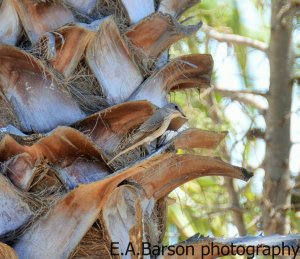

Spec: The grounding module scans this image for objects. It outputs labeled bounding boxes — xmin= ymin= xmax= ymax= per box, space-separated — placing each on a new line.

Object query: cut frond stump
xmin=11 ymin=0 xmax=74 ymax=43
xmin=172 ymin=128 xmax=227 ymax=150
xmin=0 ymin=0 xmax=21 ymax=46
xmin=0 ymin=174 xmax=33 ymax=238
xmin=126 ymin=153 xmax=253 ymax=199
xmin=0 ymin=45 xmax=85 ymax=133
xmin=86 ymin=16 xmax=144 ymax=105
xmin=0 ymin=126 xmax=111 ymax=190
xmin=73 ymin=100 xmax=157 ymax=155
xmin=129 ymin=54 xmax=213 ymax=106
xmin=125 ymin=12 xmax=202 ymax=71
xmin=158 ymin=0 xmax=200 ymax=18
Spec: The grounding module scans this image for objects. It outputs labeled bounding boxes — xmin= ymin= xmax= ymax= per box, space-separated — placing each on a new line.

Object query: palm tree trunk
xmin=0 ymin=0 xmax=279 ymax=258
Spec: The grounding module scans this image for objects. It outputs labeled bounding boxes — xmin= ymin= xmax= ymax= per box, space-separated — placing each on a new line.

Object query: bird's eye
xmin=175 ymin=105 xmax=178 ymax=109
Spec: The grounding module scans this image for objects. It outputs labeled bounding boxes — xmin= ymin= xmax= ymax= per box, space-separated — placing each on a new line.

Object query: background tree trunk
xmin=263 ymin=0 xmax=293 ymax=235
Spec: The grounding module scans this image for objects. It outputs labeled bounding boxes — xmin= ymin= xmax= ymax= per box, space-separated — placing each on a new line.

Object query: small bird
xmin=108 ymin=103 xmax=186 ymax=165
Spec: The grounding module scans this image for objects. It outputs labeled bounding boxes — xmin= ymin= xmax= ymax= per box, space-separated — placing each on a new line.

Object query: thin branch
xmin=224 ymin=178 xmax=247 ymax=235
xmin=206 ymin=95 xmax=248 ymax=237
xmin=276 ymin=0 xmax=300 ymax=24
xmin=202 ymin=24 xmax=269 ymax=52
xmin=213 ymin=87 xmax=269 ymax=97
xmin=246 ymin=215 xmax=261 ymax=229
xmin=206 ymin=205 xmax=245 ymax=216
xmin=212 ymin=87 xmax=268 ymax=112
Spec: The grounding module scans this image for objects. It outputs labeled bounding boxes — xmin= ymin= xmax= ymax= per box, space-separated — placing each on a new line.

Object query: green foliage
xmin=166 ymin=0 xmax=300 ymax=242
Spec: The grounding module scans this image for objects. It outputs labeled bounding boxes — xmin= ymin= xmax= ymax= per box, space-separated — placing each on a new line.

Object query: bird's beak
xmin=180 ymin=111 xmax=186 ymax=118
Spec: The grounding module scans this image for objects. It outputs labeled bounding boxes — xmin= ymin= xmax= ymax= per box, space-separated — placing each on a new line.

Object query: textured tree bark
xmin=262 ymin=0 xmax=293 ymax=235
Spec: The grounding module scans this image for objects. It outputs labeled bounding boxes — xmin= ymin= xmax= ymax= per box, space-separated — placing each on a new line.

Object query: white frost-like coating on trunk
xmin=14 ymin=205 xmax=99 ymax=259
xmin=121 ymin=0 xmax=155 ymax=24
xmin=0 ymin=175 xmax=33 ymax=237
xmin=0 ymin=0 xmax=21 ymax=45
xmin=0 ymin=45 xmax=86 ymax=133
xmin=14 ymin=184 xmax=103 ymax=259
xmin=129 ymin=76 xmax=168 ymax=107
xmin=5 ymin=82 xmax=86 ymax=133
xmin=11 ymin=0 xmax=74 ymax=43
xmin=103 ymin=186 xmax=155 ymax=259
xmin=86 ymin=16 xmax=143 ymax=106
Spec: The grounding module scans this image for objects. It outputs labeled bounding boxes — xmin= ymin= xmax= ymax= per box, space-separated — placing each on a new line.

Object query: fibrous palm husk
xmin=11 ymin=0 xmax=74 ymax=43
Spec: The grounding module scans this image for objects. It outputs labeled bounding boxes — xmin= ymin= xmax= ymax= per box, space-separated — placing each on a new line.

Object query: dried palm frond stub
xmin=0 ymin=0 xmax=21 ymax=46
xmin=12 ymin=148 xmax=252 ymax=259
xmin=34 ymin=25 xmax=107 ymax=114
xmin=73 ymin=100 xmax=157 ymax=155
xmin=0 ymin=174 xmax=33 ymax=238
xmin=33 ymin=127 xmax=111 ymax=189
xmin=2 ymin=102 xmax=155 ymax=188
xmin=35 ymin=17 xmax=209 ymax=108
xmin=171 ymin=128 xmax=227 ymax=150
xmin=11 ymin=0 xmax=74 ymax=43
xmin=36 ymin=20 xmax=102 ymax=77
xmin=13 ymin=176 xmax=121 ymax=259
xmin=102 ymin=185 xmax=158 ymax=259
xmin=1 ymin=153 xmax=37 ymax=191
xmin=146 ymin=128 xmax=227 ymax=163
xmin=125 ymin=12 xmax=202 ymax=69
xmin=55 ymin=157 xmax=111 ymax=190
xmin=158 ymin=0 xmax=200 ymax=18
xmin=76 ymin=152 xmax=252 ymax=258
xmin=86 ymin=16 xmax=144 ymax=105
xmin=0 ymin=45 xmax=86 ymax=133
xmin=0 ymin=126 xmax=111 ymax=190
xmin=127 ymin=153 xmax=253 ymax=199
xmin=35 ymin=17 xmax=144 ymax=106
xmin=35 ymin=15 xmax=145 ymax=105
xmin=129 ymin=54 xmax=213 ymax=107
